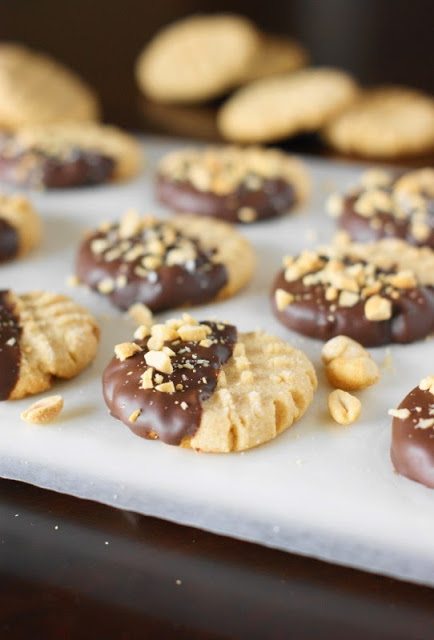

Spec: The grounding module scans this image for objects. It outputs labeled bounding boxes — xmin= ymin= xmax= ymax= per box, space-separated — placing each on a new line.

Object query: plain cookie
xmin=218 ymin=67 xmax=359 ymax=143
xmin=136 ymin=14 xmax=259 ymax=103
xmin=0 ymin=122 xmax=142 ymax=188
xmin=76 ymin=210 xmax=255 ymax=311
xmin=328 ymin=167 xmax=434 ymax=248
xmin=156 ymin=145 xmax=310 ymax=223
xmin=103 ymin=315 xmax=317 ymax=452
xmin=239 ymin=34 xmax=308 ymax=83
xmin=323 ymin=87 xmax=434 ymax=158
xmin=0 ymin=193 xmax=41 ymax=262
xmin=0 ymin=290 xmax=99 ymax=400
xmin=0 ymin=43 xmax=99 ymax=130
xmin=271 ymin=238 xmax=434 ymax=346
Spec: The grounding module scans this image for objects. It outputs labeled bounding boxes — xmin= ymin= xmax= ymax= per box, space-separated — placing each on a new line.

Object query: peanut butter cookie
xmin=218 ymin=68 xmax=359 ymax=143
xmin=0 ymin=43 xmax=99 ymax=130
xmin=0 ymin=193 xmax=41 ymax=262
xmin=103 ymin=315 xmax=317 ymax=452
xmin=0 ymin=290 xmax=99 ymax=400
xmin=272 ymin=239 xmax=434 ymax=346
xmin=136 ymin=14 xmax=259 ymax=103
xmin=390 ymin=376 xmax=434 ymax=488
xmin=328 ymin=167 xmax=434 ymax=249
xmin=0 ymin=122 xmax=142 ymax=188
xmin=324 ymin=87 xmax=434 ymax=158
xmin=156 ymin=145 xmax=310 ymax=223
xmin=76 ymin=211 xmax=255 ymax=311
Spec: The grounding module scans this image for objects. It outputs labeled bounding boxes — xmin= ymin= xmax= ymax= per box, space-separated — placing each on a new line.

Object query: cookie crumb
xmin=21 ymin=395 xmax=64 ymax=424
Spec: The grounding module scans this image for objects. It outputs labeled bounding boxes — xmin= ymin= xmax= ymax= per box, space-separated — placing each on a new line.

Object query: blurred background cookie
xmin=0 ymin=122 xmax=142 ymax=188
xmin=218 ymin=68 xmax=359 ymax=143
xmin=0 ymin=43 xmax=99 ymax=130
xmin=156 ymin=146 xmax=309 ymax=223
xmin=76 ymin=211 xmax=255 ymax=311
xmin=0 ymin=193 xmax=41 ymax=262
xmin=0 ymin=290 xmax=99 ymax=400
xmin=239 ymin=33 xmax=308 ymax=83
xmin=135 ymin=14 xmax=260 ymax=103
xmin=323 ymin=87 xmax=434 ymax=158
xmin=328 ymin=168 xmax=434 ymax=248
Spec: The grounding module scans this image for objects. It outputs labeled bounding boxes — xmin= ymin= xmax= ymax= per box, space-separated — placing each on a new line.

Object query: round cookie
xmin=271 ymin=239 xmax=434 ymax=347
xmin=323 ymin=87 xmax=434 ymax=158
xmin=390 ymin=376 xmax=434 ymax=489
xmin=103 ymin=315 xmax=317 ymax=452
xmin=156 ymin=146 xmax=310 ymax=223
xmin=329 ymin=168 xmax=434 ymax=248
xmin=0 ymin=122 xmax=142 ymax=188
xmin=218 ymin=68 xmax=359 ymax=143
xmin=135 ymin=14 xmax=259 ymax=103
xmin=0 ymin=290 xmax=99 ymax=400
xmin=0 ymin=193 xmax=41 ymax=262
xmin=76 ymin=210 xmax=255 ymax=311
xmin=239 ymin=34 xmax=308 ymax=84
xmin=0 ymin=43 xmax=99 ymax=131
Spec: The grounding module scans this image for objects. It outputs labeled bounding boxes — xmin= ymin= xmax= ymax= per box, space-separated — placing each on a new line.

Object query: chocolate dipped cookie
xmin=76 ymin=210 xmax=255 ymax=311
xmin=156 ymin=146 xmax=309 ymax=223
xmin=0 ymin=290 xmax=99 ymax=400
xmin=328 ymin=168 xmax=434 ymax=248
xmin=0 ymin=123 xmax=142 ymax=189
xmin=390 ymin=376 xmax=434 ymax=489
xmin=103 ymin=314 xmax=317 ymax=452
xmin=0 ymin=193 xmax=41 ymax=262
xmin=271 ymin=238 xmax=434 ymax=347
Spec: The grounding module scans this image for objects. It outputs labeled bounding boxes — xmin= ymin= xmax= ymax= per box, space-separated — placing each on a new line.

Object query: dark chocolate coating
xmin=156 ymin=174 xmax=296 ymax=223
xmin=76 ymin=225 xmax=228 ymax=312
xmin=271 ymin=265 xmax=434 ymax=347
xmin=0 ymin=218 xmax=19 ymax=262
xmin=0 ymin=137 xmax=115 ymax=189
xmin=391 ymin=385 xmax=434 ymax=489
xmin=339 ymin=193 xmax=434 ymax=248
xmin=103 ymin=322 xmax=237 ymax=445
xmin=0 ymin=290 xmax=21 ymax=400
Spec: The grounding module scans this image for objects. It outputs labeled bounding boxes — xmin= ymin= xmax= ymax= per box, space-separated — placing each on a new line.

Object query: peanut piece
xmin=21 ymin=395 xmax=64 ymax=425
xmin=328 ymin=389 xmax=361 ymax=425
xmin=322 ymin=335 xmax=380 ymax=391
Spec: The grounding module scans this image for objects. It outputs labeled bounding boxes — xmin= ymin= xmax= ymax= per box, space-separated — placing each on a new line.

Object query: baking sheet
xmin=0 ymin=136 xmax=433 ymax=587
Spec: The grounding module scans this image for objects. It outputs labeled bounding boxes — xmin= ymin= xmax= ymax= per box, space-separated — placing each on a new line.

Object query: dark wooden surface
xmin=1 ymin=478 xmax=434 ymax=640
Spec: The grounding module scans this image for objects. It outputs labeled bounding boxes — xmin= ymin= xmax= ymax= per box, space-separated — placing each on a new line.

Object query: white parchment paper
xmin=0 ymin=137 xmax=433 ymax=587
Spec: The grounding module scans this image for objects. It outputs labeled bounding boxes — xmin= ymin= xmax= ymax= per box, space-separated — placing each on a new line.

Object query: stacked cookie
xmin=135 ymin=13 xmax=434 ymax=160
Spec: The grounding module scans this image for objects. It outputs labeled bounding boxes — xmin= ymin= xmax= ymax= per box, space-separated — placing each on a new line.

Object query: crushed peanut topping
xmin=388 ymin=408 xmax=411 ymax=420
xmin=114 ymin=342 xmax=142 ymax=361
xmin=419 ymin=375 xmax=434 ymax=395
xmin=89 ymin=211 xmax=220 ymax=289
xmin=278 ymin=239 xmax=434 ymax=321
xmin=158 ymin=146 xmax=304 ymax=196
xmin=330 ymin=168 xmax=434 ymax=243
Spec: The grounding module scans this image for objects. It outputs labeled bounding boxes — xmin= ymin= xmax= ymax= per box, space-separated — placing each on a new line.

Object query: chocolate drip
xmin=0 ymin=219 xmax=19 ymax=262
xmin=103 ymin=322 xmax=237 ymax=445
xmin=0 ymin=290 xmax=21 ymax=400
xmin=76 ymin=224 xmax=228 ymax=312
xmin=272 ymin=263 xmax=434 ymax=347
xmin=156 ymin=175 xmax=296 ymax=223
xmin=339 ymin=193 xmax=434 ymax=249
xmin=391 ymin=386 xmax=434 ymax=488
xmin=0 ymin=136 xmax=114 ymax=188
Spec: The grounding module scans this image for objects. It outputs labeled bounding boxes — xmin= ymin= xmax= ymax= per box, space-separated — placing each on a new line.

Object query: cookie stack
xmin=135 ymin=13 xmax=434 ymax=160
